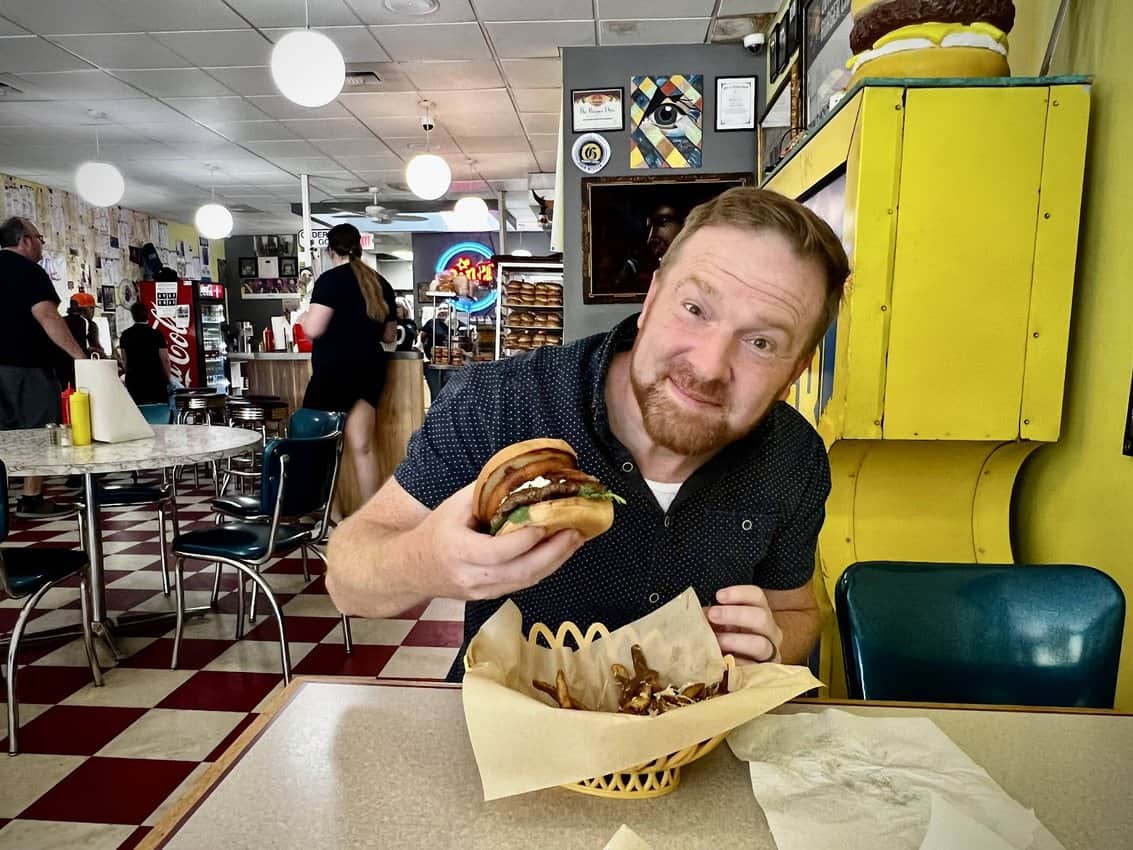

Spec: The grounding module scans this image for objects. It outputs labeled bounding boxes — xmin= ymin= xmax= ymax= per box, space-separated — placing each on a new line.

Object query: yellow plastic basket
xmin=467 ymin=619 xmax=736 ymax=799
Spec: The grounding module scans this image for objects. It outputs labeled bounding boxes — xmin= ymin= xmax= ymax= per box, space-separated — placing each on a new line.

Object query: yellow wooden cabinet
xmin=763 ymin=78 xmax=1091 ymax=695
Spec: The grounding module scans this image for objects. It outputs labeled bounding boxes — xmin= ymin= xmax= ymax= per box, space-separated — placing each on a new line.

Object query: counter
xmin=235 ymin=351 xmax=425 ymax=516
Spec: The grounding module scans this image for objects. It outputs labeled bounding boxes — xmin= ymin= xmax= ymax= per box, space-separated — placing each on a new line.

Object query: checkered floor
xmin=0 ymin=473 xmax=464 ymax=849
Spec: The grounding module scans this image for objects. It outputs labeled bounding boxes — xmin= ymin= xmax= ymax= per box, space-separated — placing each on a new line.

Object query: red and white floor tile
xmin=0 ymin=475 xmax=463 ymax=849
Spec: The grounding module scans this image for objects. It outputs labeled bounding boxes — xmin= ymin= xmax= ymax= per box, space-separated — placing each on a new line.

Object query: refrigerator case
xmin=137 ymin=279 xmax=229 ymax=392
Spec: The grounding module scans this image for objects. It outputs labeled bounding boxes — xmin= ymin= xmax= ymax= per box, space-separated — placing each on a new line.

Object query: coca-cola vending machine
xmin=137 ymin=279 xmax=229 ymax=392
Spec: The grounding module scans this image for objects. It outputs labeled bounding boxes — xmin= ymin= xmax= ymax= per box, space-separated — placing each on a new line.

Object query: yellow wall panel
xmin=882 ymin=88 xmax=1049 ymax=440
xmin=764 ymin=92 xmax=861 ymax=200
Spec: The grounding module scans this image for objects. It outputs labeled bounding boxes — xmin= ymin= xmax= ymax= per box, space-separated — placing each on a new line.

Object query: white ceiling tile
xmin=312 ymin=138 xmax=391 ymax=157
xmin=486 ymin=22 xmax=594 ymax=58
xmin=225 ymin=0 xmax=359 ymax=27
xmin=273 ymin=156 xmax=343 ymax=172
xmin=0 ymin=100 xmax=97 ymax=126
xmin=475 ymin=0 xmax=593 ymax=21
xmin=347 ymin=0 xmax=475 ymax=25
xmin=0 ymin=36 xmax=97 ymax=73
xmin=528 ymin=133 xmax=557 ymax=148
xmin=600 ymin=19 xmax=711 ymax=45
xmin=379 ymin=133 xmax=459 ymax=156
xmin=423 ymin=88 xmax=512 ymax=115
xmin=244 ymin=139 xmax=325 ymax=158
xmin=371 ymin=24 xmax=490 ymax=62
xmin=0 ymin=19 xmax=28 ymax=35
xmin=205 ymin=67 xmax=277 ymax=97
xmin=131 ymin=122 xmax=225 ymax=143
xmin=0 ymin=124 xmax=132 ymax=145
xmin=453 ymin=135 xmax=532 ymax=155
xmin=471 ymin=152 xmax=538 ymax=179
xmin=719 ymin=0 xmax=781 ymax=13
xmin=7 ymin=70 xmax=142 ymax=99
xmin=336 ymin=90 xmax=422 ymax=117
xmin=500 ymin=58 xmax=561 ymax=89
xmin=0 ymin=0 xmax=249 ymax=34
xmin=153 ymin=30 xmax=274 ymax=69
xmin=282 ymin=117 xmax=374 ymax=139
xmin=246 ymin=95 xmax=349 ymax=120
xmin=342 ymin=62 xmax=417 ymax=90
xmin=116 ymin=69 xmax=234 ymax=98
xmin=166 ymin=96 xmax=269 ymax=122
xmin=204 ymin=120 xmax=298 ymax=141
xmin=333 ymin=153 xmax=403 ymax=169
xmin=600 ymin=0 xmax=715 ymax=18
xmin=262 ymin=27 xmax=390 ymax=63
xmin=519 ymin=112 xmax=559 ymax=134
xmin=535 ymin=152 xmax=557 ymax=172
xmin=400 ymin=61 xmax=502 ymax=90
xmin=446 ymin=110 xmax=523 ymax=137
xmin=513 ymin=88 xmax=561 ymax=113
xmin=50 ymin=34 xmax=191 ymax=70
xmin=361 ymin=115 xmax=434 ymax=137
xmin=75 ymin=98 xmax=184 ymax=123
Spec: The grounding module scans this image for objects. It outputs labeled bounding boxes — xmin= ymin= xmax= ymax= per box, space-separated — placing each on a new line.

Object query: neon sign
xmin=435 ymin=241 xmax=497 ymax=313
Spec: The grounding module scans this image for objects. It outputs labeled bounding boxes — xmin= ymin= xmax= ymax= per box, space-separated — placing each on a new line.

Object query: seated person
xmin=327 ymin=188 xmax=849 ymax=680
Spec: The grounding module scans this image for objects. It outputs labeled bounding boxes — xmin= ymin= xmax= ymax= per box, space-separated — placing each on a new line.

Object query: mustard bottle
xmin=70 ymin=387 xmax=92 ymax=446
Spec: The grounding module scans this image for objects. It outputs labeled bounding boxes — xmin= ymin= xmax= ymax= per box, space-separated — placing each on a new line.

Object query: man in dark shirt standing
xmin=0 ymin=217 xmax=86 ymax=518
xmin=326 ymin=189 xmax=850 ymax=677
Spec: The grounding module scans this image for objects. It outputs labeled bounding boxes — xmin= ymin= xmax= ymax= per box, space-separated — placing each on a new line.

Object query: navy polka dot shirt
xmin=395 ymin=314 xmax=831 ymax=680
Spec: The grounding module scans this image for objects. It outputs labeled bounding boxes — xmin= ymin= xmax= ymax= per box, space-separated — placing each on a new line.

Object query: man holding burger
xmin=327 ymin=187 xmax=849 ymax=680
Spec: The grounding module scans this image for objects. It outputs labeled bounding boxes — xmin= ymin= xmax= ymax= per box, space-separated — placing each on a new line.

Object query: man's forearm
xmin=41 ymin=313 xmax=85 ymax=360
xmin=326 ymin=514 xmax=431 ymax=619
xmin=775 ymin=608 xmax=821 ymax=666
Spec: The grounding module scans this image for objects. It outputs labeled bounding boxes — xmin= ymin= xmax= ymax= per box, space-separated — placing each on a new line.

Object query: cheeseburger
xmin=473 ymin=439 xmax=624 ymax=539
xmin=848 ymin=0 xmax=1015 ymax=86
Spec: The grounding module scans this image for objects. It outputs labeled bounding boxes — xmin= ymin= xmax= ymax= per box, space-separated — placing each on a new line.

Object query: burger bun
xmin=495 ymin=496 xmax=614 ymax=541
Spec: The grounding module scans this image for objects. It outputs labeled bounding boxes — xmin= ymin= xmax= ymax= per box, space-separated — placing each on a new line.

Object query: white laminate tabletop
xmin=0 ymin=425 xmax=262 ymax=476
xmin=144 ymin=679 xmax=1133 ymax=850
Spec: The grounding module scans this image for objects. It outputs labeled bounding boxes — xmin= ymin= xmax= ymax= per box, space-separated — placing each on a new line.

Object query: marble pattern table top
xmin=0 ymin=425 xmax=262 ymax=476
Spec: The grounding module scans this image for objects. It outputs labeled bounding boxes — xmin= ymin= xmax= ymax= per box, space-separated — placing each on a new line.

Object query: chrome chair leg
xmin=210 ymin=513 xmax=224 ymax=606
xmin=6 ymin=582 xmax=53 ymax=756
xmin=308 ymin=545 xmax=352 ymax=653
xmin=300 ymin=545 xmax=310 ymax=582
xmin=234 ymin=576 xmax=246 ymax=640
xmin=240 ymin=566 xmax=292 ymax=684
xmin=249 ymin=570 xmax=260 ymax=623
xmin=156 ymin=505 xmax=171 ymax=596
xmin=171 ymin=557 xmax=186 ymax=670
xmin=78 ymin=573 xmax=103 ymax=687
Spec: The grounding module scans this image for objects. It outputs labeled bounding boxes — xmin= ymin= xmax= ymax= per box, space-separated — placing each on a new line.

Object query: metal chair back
xmin=836 ymin=561 xmax=1126 ymax=708
xmin=259 ymin=432 xmax=343 ymax=529
xmin=0 ymin=458 xmax=8 ymax=543
xmin=288 ymin=409 xmax=346 ymax=439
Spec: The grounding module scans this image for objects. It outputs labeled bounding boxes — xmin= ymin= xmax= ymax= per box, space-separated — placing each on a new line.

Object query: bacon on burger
xmin=473 ymin=439 xmax=624 ymax=539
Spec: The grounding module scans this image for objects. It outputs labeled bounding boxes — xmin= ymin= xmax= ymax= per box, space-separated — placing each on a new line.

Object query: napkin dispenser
xmin=74 ymin=360 xmax=154 ymax=443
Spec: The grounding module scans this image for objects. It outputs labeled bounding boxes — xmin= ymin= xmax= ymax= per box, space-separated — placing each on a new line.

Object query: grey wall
xmin=223 ymin=235 xmax=280 ymax=339
xmin=561 ymin=44 xmax=762 ymax=342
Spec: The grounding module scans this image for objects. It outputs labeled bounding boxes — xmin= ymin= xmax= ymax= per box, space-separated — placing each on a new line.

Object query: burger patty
xmin=490 ymin=474 xmax=606 ymax=531
xmin=850 ymin=0 xmax=1016 ymax=53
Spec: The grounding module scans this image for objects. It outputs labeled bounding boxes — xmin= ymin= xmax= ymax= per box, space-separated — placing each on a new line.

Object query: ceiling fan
xmin=328 ymin=188 xmax=428 ymax=224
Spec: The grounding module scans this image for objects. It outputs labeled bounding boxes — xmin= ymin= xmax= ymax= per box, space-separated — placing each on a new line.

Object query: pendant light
xmin=270 ymin=0 xmax=345 ymax=108
xmin=453 ymin=196 xmax=490 ymax=228
xmin=405 ymin=102 xmax=451 ymax=201
xmin=195 ymin=167 xmax=234 ymax=240
xmin=75 ymin=119 xmax=125 ymax=208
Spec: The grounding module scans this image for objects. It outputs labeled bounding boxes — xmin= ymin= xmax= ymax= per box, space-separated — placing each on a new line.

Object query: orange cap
xmin=73 ymin=292 xmax=97 ymax=308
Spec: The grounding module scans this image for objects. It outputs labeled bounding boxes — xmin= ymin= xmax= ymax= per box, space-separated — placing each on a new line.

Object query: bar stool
xmin=173 ymin=389 xmax=226 ymax=491
xmin=222 ymin=396 xmax=288 ymax=494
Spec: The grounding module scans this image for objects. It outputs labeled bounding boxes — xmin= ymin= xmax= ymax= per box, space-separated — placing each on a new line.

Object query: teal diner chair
xmin=836 ymin=562 xmax=1125 ymax=708
xmin=1 ymin=459 xmax=102 ymax=755
xmin=169 ymin=430 xmax=344 ymax=682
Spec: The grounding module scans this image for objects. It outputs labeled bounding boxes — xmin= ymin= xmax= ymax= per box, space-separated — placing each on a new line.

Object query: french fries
xmin=532 ymin=645 xmax=729 ymax=715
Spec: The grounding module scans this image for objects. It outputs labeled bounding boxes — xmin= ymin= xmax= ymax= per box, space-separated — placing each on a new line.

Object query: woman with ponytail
xmin=295 ymin=223 xmax=398 ymax=503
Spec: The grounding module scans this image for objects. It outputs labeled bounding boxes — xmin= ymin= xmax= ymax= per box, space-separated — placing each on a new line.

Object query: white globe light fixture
xmin=406 ymin=153 xmax=451 ymax=201
xmin=513 ymin=249 xmax=533 ymax=257
xmin=453 ymin=196 xmax=490 ymax=228
xmin=75 ymin=161 xmax=125 ymax=208
xmin=195 ymin=202 xmax=234 ymax=240
xmin=271 ymin=29 xmax=345 ymax=108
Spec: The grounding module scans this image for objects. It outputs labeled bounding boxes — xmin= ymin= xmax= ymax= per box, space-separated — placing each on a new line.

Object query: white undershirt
xmin=643 ymin=477 xmax=683 ymax=513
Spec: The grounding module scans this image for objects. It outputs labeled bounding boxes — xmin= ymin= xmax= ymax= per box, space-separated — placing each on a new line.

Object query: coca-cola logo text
xmin=149 ymin=305 xmax=193 ymax=386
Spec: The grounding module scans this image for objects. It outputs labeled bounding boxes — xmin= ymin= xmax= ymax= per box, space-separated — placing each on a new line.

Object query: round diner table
xmin=0 ymin=425 xmax=261 ymax=653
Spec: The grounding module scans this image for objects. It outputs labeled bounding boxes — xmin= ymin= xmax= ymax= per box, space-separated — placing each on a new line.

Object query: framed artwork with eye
xmin=629 ymin=74 xmax=704 ymax=169
xmin=580 ymin=172 xmax=753 ymax=304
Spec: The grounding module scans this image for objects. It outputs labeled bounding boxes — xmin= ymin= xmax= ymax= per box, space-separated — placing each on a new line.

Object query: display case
xmin=494 ymin=256 xmax=565 ymax=359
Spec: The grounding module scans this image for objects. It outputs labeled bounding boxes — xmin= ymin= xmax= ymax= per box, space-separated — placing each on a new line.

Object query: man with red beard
xmin=328 ymin=188 xmax=850 ymax=681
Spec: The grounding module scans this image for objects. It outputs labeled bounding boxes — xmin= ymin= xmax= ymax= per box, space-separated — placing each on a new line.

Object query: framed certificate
xmin=715 ymin=76 xmax=757 ymax=131
xmin=571 ymin=88 xmax=624 ymax=133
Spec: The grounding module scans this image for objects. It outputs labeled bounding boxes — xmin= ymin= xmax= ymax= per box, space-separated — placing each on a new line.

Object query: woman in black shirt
xmin=296 ymin=224 xmax=397 ymax=503
xmin=119 ymin=301 xmax=171 ymax=404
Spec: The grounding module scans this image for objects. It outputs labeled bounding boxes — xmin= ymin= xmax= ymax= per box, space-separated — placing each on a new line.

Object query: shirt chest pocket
xmin=700 ymin=510 xmax=779 ymax=580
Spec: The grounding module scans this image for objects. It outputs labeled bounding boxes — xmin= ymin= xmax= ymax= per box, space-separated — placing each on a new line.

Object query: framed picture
xmin=571 ymin=88 xmax=624 ymax=133
xmin=786 ymin=0 xmax=800 ymax=60
xmin=240 ymin=278 xmax=300 ymax=299
xmin=629 ymin=74 xmax=704 ymax=169
xmin=581 ymin=172 xmax=753 ymax=304
xmin=279 ymin=256 xmax=298 ymax=277
xmin=769 ymin=22 xmax=782 ymax=79
xmin=99 ymin=284 xmax=116 ymax=312
xmin=238 ymin=257 xmax=257 ymax=278
xmin=715 ymin=76 xmax=757 ymax=131
xmin=803 ymin=0 xmax=854 ymax=129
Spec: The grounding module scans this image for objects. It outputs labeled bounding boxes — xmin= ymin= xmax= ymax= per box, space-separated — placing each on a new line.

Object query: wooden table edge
xmin=136 ymin=678 xmax=1130 ymax=849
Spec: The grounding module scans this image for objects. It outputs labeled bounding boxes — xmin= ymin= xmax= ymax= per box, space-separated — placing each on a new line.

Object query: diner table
xmin=140 ymin=677 xmax=1133 ymax=850
xmin=0 ymin=425 xmax=262 ymax=653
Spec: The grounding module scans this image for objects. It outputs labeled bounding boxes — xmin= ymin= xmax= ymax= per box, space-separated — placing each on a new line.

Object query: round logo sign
xmin=571 ymin=133 xmax=611 ymax=175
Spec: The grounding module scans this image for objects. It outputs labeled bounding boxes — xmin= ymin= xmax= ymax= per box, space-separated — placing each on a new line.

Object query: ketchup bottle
xmin=60 ymin=383 xmax=74 ymax=425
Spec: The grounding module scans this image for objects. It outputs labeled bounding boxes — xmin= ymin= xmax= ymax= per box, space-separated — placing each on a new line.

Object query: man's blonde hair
xmin=660 ymin=186 xmax=850 ymax=353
